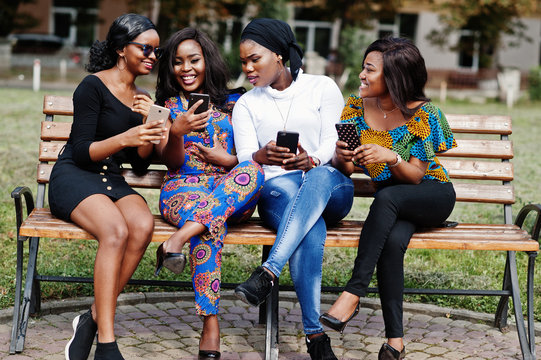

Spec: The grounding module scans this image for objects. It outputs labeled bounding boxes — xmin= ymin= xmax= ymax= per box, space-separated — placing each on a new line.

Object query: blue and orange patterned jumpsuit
xmin=159 ymin=92 xmax=264 ymax=315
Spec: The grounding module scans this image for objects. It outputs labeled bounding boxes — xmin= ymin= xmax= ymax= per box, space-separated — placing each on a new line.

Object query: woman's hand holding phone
xmin=170 ymin=100 xmax=210 ymax=138
xmin=253 ymin=140 xmax=296 ymax=166
xmin=281 ymin=143 xmax=313 ymax=171
xmin=334 ymin=139 xmax=356 ymax=164
xmin=119 ymin=119 xmax=167 ymax=147
xmin=132 ymin=94 xmax=154 ymax=120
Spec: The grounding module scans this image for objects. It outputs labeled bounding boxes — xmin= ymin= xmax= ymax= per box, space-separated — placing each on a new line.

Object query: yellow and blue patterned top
xmin=164 ymin=92 xmax=242 ymax=178
xmin=340 ymin=95 xmax=457 ymax=183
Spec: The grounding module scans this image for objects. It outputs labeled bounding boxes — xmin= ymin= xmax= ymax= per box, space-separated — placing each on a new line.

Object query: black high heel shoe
xmin=154 ymin=243 xmax=186 ymax=276
xmin=378 ymin=343 xmax=405 ymax=360
xmin=198 ymin=350 xmax=221 ymax=359
xmin=319 ymin=302 xmax=361 ymax=333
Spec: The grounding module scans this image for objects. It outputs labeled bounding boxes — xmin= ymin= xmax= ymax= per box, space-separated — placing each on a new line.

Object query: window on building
xmin=457 ymin=30 xmax=479 ymax=70
xmin=292 ymin=20 xmax=334 ymax=58
xmin=378 ymin=14 xmax=418 ymax=40
xmin=52 ymin=0 xmax=97 ymax=47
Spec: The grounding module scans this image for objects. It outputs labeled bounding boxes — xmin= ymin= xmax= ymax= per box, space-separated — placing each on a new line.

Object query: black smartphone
xmin=276 ymin=131 xmax=299 ymax=155
xmin=439 ymin=220 xmax=459 ymax=228
xmin=335 ymin=122 xmax=361 ymax=151
xmin=188 ymin=93 xmax=210 ymax=115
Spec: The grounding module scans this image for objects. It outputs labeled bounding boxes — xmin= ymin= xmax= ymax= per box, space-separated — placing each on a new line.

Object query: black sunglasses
xmin=128 ymin=41 xmax=163 ymax=59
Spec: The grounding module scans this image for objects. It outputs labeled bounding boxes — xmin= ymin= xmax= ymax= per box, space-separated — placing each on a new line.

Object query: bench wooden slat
xmin=439 ymin=159 xmax=513 ymax=181
xmin=445 ymin=114 xmax=512 ymax=135
xmin=37 ymin=163 xmax=515 ymax=203
xmin=350 ymin=177 xmax=514 ymax=203
xmin=43 ymin=95 xmax=73 ymax=116
xmin=37 ymin=164 xmax=168 ymax=188
xmin=40 ymin=112 xmax=513 ymax=136
xmin=440 ymin=139 xmax=513 ymax=159
xmin=452 ymin=183 xmax=514 ymax=204
xmin=38 ymin=145 xmax=514 ymax=182
xmin=38 ymin=137 xmax=515 ymax=161
xmin=19 ymin=208 xmax=538 ymax=252
xmin=41 ymin=121 xmax=71 ymax=141
xmin=39 ymin=142 xmax=64 ymax=161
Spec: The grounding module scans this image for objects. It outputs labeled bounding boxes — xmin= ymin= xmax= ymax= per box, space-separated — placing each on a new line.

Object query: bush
xmin=527 ymin=66 xmax=541 ymax=100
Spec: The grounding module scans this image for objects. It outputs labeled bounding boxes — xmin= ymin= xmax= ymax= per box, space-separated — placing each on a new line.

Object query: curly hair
xmin=156 ymin=28 xmax=241 ymax=109
xmin=363 ymin=37 xmax=430 ymax=118
xmin=85 ymin=13 xmax=156 ymax=73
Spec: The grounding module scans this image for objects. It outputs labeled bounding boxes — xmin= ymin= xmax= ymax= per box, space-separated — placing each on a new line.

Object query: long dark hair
xmin=156 ymin=28 xmax=238 ymax=109
xmin=85 ymin=13 xmax=157 ymax=73
xmin=363 ymin=37 xmax=430 ymax=117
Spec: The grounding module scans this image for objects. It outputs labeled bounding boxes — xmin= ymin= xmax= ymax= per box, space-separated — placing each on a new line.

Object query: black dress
xmin=48 ymin=75 xmax=151 ymax=221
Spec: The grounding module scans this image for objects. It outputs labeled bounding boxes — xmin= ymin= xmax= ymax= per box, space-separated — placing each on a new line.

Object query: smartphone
xmin=147 ymin=104 xmax=170 ymax=144
xmin=188 ymin=93 xmax=210 ymax=115
xmin=276 ymin=131 xmax=299 ymax=155
xmin=439 ymin=220 xmax=459 ymax=228
xmin=335 ymin=122 xmax=361 ymax=151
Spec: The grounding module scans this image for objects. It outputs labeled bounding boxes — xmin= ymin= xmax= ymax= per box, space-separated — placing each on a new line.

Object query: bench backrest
xmin=39 ymin=95 xmax=515 ymax=223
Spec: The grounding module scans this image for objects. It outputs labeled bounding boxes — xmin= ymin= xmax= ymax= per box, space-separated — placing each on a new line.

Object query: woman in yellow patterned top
xmin=319 ymin=38 xmax=457 ymax=360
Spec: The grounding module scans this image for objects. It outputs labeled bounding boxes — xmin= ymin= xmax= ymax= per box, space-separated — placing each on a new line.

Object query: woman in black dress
xmin=48 ymin=14 xmax=165 ymax=360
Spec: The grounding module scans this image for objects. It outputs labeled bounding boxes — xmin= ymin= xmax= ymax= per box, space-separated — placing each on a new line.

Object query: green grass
xmin=0 ymin=87 xmax=540 ymax=323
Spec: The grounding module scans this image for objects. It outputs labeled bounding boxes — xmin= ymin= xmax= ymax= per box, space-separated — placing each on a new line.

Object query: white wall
xmin=414 ymin=11 xmax=459 ymax=70
xmin=497 ymin=17 xmax=541 ymax=71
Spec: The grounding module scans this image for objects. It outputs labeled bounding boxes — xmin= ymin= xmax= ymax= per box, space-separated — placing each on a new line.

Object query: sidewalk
xmin=1 ymin=291 xmax=540 ymax=359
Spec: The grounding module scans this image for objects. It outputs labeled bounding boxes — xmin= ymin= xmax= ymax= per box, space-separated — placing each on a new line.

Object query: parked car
xmin=8 ymin=33 xmax=64 ymax=54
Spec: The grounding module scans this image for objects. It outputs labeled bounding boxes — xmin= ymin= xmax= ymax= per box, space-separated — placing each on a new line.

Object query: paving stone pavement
xmin=1 ymin=291 xmax=540 ymax=359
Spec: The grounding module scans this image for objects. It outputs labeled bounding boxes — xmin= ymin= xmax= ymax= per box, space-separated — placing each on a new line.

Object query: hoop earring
xmin=116 ymin=55 xmax=127 ymax=71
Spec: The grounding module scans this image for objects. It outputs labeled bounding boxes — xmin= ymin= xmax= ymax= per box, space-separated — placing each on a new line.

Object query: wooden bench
xmin=10 ymin=95 xmax=541 ymax=359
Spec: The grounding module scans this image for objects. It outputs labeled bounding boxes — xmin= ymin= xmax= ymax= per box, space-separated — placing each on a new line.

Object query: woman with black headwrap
xmin=231 ymin=18 xmax=354 ymax=360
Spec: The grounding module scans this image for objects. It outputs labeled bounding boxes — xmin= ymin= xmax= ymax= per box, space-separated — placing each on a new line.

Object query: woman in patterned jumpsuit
xmin=154 ymin=28 xmax=264 ymax=359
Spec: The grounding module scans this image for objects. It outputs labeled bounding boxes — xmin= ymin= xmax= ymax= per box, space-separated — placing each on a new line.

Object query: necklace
xmin=273 ymin=96 xmax=294 ymax=131
xmin=377 ymin=99 xmax=399 ymax=119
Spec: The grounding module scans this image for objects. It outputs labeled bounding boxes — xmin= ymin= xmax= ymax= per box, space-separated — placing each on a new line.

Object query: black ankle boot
xmin=234 ymin=266 xmax=275 ymax=306
xmin=94 ymin=341 xmax=124 ymax=360
xmin=378 ymin=343 xmax=406 ymax=360
xmin=306 ymin=333 xmax=338 ymax=360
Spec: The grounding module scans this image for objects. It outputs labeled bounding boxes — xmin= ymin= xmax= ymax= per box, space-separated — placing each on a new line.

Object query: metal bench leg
xmin=259 ymin=245 xmax=271 ymax=326
xmin=9 ymin=238 xmax=25 ymax=354
xmin=526 ymin=251 xmax=537 ymax=358
xmin=258 ymin=244 xmax=279 ymax=359
xmin=265 ymin=278 xmax=279 ymax=360
xmin=494 ymin=253 xmax=510 ymax=330
xmin=507 ymin=251 xmax=535 ymax=360
xmin=14 ymin=236 xmax=40 ymax=353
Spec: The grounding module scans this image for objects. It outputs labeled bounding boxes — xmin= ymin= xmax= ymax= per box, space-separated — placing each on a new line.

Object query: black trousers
xmin=344 ymin=180 xmax=456 ymax=338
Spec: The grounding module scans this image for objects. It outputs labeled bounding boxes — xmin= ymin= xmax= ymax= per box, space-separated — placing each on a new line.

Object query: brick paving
xmin=1 ymin=291 xmax=540 ymax=359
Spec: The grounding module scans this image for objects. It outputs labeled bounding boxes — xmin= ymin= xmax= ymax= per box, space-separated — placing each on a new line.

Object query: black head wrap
xmin=241 ymin=18 xmax=304 ymax=81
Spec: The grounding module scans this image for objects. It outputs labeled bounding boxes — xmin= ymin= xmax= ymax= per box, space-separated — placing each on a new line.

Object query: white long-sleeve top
xmin=232 ymin=70 xmax=344 ymax=181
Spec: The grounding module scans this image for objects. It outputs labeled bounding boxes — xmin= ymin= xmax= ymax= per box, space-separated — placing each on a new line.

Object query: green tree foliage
xmin=427 ymin=0 xmax=538 ymax=68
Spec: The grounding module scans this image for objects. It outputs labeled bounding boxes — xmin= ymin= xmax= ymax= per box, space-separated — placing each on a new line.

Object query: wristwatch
xmin=388 ymin=151 xmax=402 ymax=168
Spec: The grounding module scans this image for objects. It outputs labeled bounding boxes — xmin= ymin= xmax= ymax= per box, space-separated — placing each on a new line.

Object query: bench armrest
xmin=11 ymin=186 xmax=35 ymax=242
xmin=515 ymin=203 xmax=541 ymax=242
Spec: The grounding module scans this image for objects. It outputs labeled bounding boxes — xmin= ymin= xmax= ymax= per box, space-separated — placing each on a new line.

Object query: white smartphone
xmin=147 ymin=104 xmax=170 ymax=144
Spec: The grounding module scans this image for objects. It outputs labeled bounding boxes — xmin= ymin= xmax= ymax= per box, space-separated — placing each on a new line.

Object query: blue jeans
xmin=258 ymin=166 xmax=354 ymax=334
